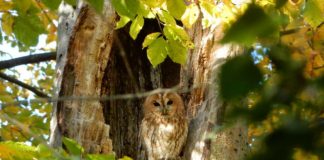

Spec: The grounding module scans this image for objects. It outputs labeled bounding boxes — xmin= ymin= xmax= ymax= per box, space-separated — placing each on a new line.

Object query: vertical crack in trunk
xmin=51 ymin=1 xmax=116 ymax=154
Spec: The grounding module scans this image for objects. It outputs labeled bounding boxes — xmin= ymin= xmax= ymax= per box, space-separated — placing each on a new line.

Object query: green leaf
xmin=13 ymin=14 xmax=47 ymax=47
xmin=147 ymin=37 xmax=168 ymax=67
xmin=13 ymin=0 xmax=31 ymax=13
xmin=62 ymin=137 xmax=83 ymax=156
xmin=115 ymin=16 xmax=131 ymax=29
xmin=303 ymin=0 xmax=324 ymax=28
xmin=167 ymin=39 xmax=187 ymax=64
xmin=111 ymin=0 xmax=139 ymax=19
xmin=65 ymin=0 xmax=77 ymax=6
xmin=220 ymin=54 xmax=262 ymax=100
xmin=181 ymin=3 xmax=200 ymax=28
xmin=141 ymin=0 xmax=165 ymax=8
xmin=143 ymin=32 xmax=161 ymax=48
xmin=37 ymin=144 xmax=53 ymax=158
xmin=157 ymin=10 xmax=176 ymax=25
xmin=138 ymin=2 xmax=155 ymax=18
xmin=221 ymin=4 xmax=278 ymax=45
xmin=163 ymin=25 xmax=193 ymax=48
xmin=86 ymin=154 xmax=115 ymax=160
xmin=41 ymin=0 xmax=61 ymax=10
xmin=200 ymin=0 xmax=219 ymax=28
xmin=167 ymin=0 xmax=186 ymax=20
xmin=87 ymin=0 xmax=104 ymax=13
xmin=130 ymin=15 xmax=144 ymax=40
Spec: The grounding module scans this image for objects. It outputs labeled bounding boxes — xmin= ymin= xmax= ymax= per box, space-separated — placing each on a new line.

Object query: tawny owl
xmin=140 ymin=92 xmax=188 ymax=160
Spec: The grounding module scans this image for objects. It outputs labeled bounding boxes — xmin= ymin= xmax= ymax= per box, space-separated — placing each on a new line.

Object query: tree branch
xmin=0 ymin=52 xmax=56 ymax=70
xmin=0 ymin=72 xmax=50 ymax=98
xmin=280 ymin=27 xmax=303 ymax=36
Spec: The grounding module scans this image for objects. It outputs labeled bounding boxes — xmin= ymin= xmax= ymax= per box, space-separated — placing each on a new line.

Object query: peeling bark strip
xmin=50 ymin=1 xmax=116 ymax=154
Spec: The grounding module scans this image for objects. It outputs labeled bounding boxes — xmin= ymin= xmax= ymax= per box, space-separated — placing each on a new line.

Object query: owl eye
xmin=167 ymin=100 xmax=173 ymax=105
xmin=153 ymin=102 xmax=160 ymax=107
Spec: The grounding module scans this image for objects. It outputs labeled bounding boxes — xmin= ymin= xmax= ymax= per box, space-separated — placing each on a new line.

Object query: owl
xmin=140 ymin=92 xmax=188 ymax=160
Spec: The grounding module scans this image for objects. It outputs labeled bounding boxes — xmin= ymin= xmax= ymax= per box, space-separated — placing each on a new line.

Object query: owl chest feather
xmin=141 ymin=115 xmax=188 ymax=160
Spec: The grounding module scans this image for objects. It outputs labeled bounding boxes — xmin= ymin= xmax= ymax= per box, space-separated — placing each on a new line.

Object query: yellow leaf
xmin=141 ymin=0 xmax=165 ymax=8
xmin=119 ymin=156 xmax=133 ymax=160
xmin=0 ymin=0 xmax=13 ymax=11
xmin=181 ymin=3 xmax=200 ymax=28
xmin=293 ymin=149 xmax=319 ymax=160
xmin=1 ymin=12 xmax=14 ymax=36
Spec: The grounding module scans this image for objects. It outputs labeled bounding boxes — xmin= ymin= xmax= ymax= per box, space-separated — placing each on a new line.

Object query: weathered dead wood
xmin=50 ymin=1 xmax=116 ymax=153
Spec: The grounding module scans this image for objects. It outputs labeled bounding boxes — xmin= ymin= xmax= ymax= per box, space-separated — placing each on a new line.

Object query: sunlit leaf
xmin=87 ymin=0 xmax=104 ymax=13
xmin=142 ymin=32 xmax=161 ymax=48
xmin=119 ymin=156 xmax=133 ymax=160
xmin=221 ymin=4 xmax=278 ymax=45
xmin=163 ymin=25 xmax=193 ymax=48
xmin=167 ymin=0 xmax=186 ymax=20
xmin=37 ymin=144 xmax=53 ymax=158
xmin=138 ymin=3 xmax=155 ymax=18
xmin=147 ymin=37 xmax=168 ymax=67
xmin=0 ymin=141 xmax=37 ymax=160
xmin=181 ymin=3 xmax=200 ymax=28
xmin=41 ymin=0 xmax=61 ymax=10
xmin=0 ymin=0 xmax=13 ymax=11
xmin=129 ymin=15 xmax=144 ymax=40
xmin=303 ymin=0 xmax=324 ymax=28
xmin=200 ymin=0 xmax=219 ymax=28
xmin=163 ymin=25 xmax=190 ymax=42
xmin=115 ymin=16 xmax=131 ymax=29
xmin=140 ymin=0 xmax=165 ymax=8
xmin=1 ymin=12 xmax=14 ymax=36
xmin=111 ymin=0 xmax=139 ymax=19
xmin=220 ymin=54 xmax=262 ymax=100
xmin=13 ymin=0 xmax=31 ymax=13
xmin=86 ymin=154 xmax=115 ymax=160
xmin=62 ymin=137 xmax=83 ymax=156
xmin=157 ymin=10 xmax=176 ymax=25
xmin=167 ymin=39 xmax=187 ymax=65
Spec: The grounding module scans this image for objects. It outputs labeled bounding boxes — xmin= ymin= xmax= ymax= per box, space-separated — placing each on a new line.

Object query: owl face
xmin=143 ymin=92 xmax=184 ymax=117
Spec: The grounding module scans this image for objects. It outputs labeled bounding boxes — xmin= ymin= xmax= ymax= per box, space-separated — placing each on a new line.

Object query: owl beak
xmin=161 ymin=107 xmax=168 ymax=115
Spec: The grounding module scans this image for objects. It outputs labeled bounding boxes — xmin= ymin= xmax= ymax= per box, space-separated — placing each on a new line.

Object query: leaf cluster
xmin=219 ymin=1 xmax=324 ymax=159
xmin=0 ymin=138 xmax=116 ymax=160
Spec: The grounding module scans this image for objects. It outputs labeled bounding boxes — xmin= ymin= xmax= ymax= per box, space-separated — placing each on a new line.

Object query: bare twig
xmin=0 ymin=83 xmax=209 ymax=107
xmin=0 ymin=52 xmax=56 ymax=70
xmin=0 ymin=72 xmax=50 ymax=98
xmin=280 ymin=27 xmax=303 ymax=36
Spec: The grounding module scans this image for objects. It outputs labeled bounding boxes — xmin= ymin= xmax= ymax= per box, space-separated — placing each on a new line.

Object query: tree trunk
xmin=181 ymin=20 xmax=249 ymax=159
xmin=50 ymin=1 xmax=249 ymax=159
xmin=50 ymin=1 xmax=115 ymax=153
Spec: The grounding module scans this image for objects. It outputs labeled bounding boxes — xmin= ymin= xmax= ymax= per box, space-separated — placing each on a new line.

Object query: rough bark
xmin=181 ymin=21 xmax=250 ymax=159
xmin=50 ymin=1 xmax=115 ymax=153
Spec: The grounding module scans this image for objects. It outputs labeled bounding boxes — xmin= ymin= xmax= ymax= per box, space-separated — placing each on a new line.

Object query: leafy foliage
xmin=218 ymin=1 xmax=324 ymax=159
xmin=0 ymin=139 xmax=116 ymax=160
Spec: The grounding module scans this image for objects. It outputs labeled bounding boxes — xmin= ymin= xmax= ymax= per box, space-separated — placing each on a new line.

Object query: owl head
xmin=143 ymin=92 xmax=185 ymax=117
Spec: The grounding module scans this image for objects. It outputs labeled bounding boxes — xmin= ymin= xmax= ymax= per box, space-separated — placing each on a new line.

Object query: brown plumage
xmin=140 ymin=92 xmax=188 ymax=160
